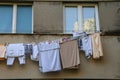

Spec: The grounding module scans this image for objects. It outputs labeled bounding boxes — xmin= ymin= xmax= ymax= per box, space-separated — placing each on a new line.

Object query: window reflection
xmin=83 ymin=7 xmax=95 ymax=33
xmin=65 ymin=7 xmax=78 ymax=33
xmin=0 ymin=5 xmax=13 ymax=33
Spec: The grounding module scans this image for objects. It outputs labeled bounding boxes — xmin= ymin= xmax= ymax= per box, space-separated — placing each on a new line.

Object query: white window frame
xmin=0 ymin=3 xmax=33 ymax=33
xmin=63 ymin=4 xmax=100 ymax=34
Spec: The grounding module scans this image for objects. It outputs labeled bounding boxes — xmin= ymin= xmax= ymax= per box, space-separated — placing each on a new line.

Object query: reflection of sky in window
xmin=83 ymin=7 xmax=95 ymax=33
xmin=16 ymin=5 xmax=32 ymax=33
xmin=0 ymin=5 xmax=13 ymax=33
xmin=83 ymin=7 xmax=95 ymax=21
xmin=65 ymin=7 xmax=78 ymax=33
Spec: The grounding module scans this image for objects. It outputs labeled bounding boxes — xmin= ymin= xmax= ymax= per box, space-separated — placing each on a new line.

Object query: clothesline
xmin=73 ymin=32 xmax=103 ymax=59
xmin=0 ymin=32 xmax=103 ymax=73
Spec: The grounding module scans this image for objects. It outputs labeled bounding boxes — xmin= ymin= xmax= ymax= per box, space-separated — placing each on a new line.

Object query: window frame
xmin=63 ymin=3 xmax=100 ymax=34
xmin=0 ymin=3 xmax=33 ymax=34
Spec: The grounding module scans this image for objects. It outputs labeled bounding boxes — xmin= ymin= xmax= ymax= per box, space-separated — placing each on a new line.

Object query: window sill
xmin=0 ymin=32 xmax=119 ymax=36
xmin=101 ymin=30 xmax=120 ymax=36
xmin=0 ymin=33 xmax=73 ymax=35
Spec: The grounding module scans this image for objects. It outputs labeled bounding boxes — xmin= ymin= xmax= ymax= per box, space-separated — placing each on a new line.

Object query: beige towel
xmin=60 ymin=39 xmax=80 ymax=69
xmin=0 ymin=44 xmax=6 ymax=60
xmin=91 ymin=33 xmax=103 ymax=59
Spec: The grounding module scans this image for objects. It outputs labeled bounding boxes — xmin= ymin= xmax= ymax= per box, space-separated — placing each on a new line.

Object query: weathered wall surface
xmin=99 ymin=2 xmax=120 ymax=35
xmin=0 ymin=1 xmax=120 ymax=79
xmin=0 ymin=0 xmax=119 ymax=2
xmin=33 ymin=2 xmax=63 ymax=34
xmin=0 ymin=35 xmax=120 ymax=79
xmin=33 ymin=1 xmax=120 ymax=35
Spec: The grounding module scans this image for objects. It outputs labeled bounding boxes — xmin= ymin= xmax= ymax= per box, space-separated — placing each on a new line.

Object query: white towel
xmin=31 ymin=44 xmax=39 ymax=61
xmin=38 ymin=42 xmax=61 ymax=73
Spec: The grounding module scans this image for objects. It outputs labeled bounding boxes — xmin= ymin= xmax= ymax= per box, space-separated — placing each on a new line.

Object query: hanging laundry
xmin=24 ymin=44 xmax=33 ymax=55
xmin=30 ymin=43 xmax=39 ymax=61
xmin=5 ymin=43 xmax=25 ymax=65
xmin=60 ymin=39 xmax=80 ymax=69
xmin=72 ymin=32 xmax=87 ymax=49
xmin=72 ymin=31 xmax=87 ymax=38
xmin=82 ymin=35 xmax=92 ymax=59
xmin=0 ymin=44 xmax=6 ymax=60
xmin=38 ymin=41 xmax=61 ymax=73
xmin=91 ymin=33 xmax=103 ymax=59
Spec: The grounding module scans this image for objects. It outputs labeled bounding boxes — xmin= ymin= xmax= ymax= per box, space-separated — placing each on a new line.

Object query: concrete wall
xmin=99 ymin=2 xmax=120 ymax=35
xmin=33 ymin=1 xmax=120 ymax=35
xmin=34 ymin=2 xmax=63 ymax=34
xmin=0 ymin=1 xmax=120 ymax=79
xmin=0 ymin=35 xmax=120 ymax=79
xmin=0 ymin=0 xmax=118 ymax=2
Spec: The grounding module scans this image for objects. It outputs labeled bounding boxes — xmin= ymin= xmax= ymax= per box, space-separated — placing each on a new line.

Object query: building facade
xmin=0 ymin=0 xmax=120 ymax=79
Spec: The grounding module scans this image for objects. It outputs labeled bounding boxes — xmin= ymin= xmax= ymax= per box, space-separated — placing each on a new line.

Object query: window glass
xmin=0 ymin=5 xmax=13 ymax=33
xmin=16 ymin=5 xmax=32 ymax=33
xmin=82 ymin=7 xmax=95 ymax=33
xmin=65 ymin=7 xmax=78 ymax=33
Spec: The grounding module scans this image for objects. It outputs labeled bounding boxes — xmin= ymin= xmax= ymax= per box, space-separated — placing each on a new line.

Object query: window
xmin=0 ymin=4 xmax=33 ymax=33
xmin=64 ymin=4 xmax=99 ymax=34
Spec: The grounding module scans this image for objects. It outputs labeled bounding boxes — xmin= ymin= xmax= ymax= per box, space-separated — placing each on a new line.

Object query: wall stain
xmin=117 ymin=36 xmax=120 ymax=42
xmin=102 ymin=30 xmax=120 ymax=36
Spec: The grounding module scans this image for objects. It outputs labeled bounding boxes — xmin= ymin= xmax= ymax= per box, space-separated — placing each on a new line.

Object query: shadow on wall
xmin=102 ymin=30 xmax=120 ymax=36
xmin=101 ymin=7 xmax=120 ymax=36
xmin=115 ymin=7 xmax=120 ymax=28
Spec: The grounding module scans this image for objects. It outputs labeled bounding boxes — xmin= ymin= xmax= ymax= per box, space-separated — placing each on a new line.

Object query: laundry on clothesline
xmin=30 ymin=43 xmax=39 ymax=61
xmin=5 ymin=43 xmax=25 ymax=65
xmin=72 ymin=32 xmax=103 ymax=59
xmin=38 ymin=41 xmax=61 ymax=73
xmin=82 ymin=35 xmax=92 ymax=59
xmin=24 ymin=44 xmax=33 ymax=55
xmin=60 ymin=39 xmax=80 ymax=69
xmin=91 ymin=32 xmax=103 ymax=59
xmin=0 ymin=44 xmax=6 ymax=60
xmin=0 ymin=32 xmax=103 ymax=73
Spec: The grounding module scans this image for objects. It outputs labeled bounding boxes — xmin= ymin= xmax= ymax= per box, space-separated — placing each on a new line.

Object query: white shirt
xmin=82 ymin=35 xmax=92 ymax=59
xmin=31 ymin=44 xmax=39 ymax=61
xmin=38 ymin=41 xmax=61 ymax=73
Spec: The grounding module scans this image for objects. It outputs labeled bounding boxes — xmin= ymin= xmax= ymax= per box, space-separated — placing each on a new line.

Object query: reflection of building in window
xmin=83 ymin=18 xmax=95 ymax=33
xmin=64 ymin=5 xmax=99 ymax=33
xmin=73 ymin=21 xmax=79 ymax=32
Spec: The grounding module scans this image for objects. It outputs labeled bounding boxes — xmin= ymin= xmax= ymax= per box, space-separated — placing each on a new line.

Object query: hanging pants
xmin=6 ymin=43 xmax=25 ymax=65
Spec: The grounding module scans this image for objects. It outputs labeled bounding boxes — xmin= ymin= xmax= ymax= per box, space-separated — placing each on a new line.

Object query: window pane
xmin=83 ymin=7 xmax=95 ymax=33
xmin=16 ymin=5 xmax=32 ymax=33
xmin=65 ymin=7 xmax=78 ymax=33
xmin=0 ymin=5 xmax=13 ymax=33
